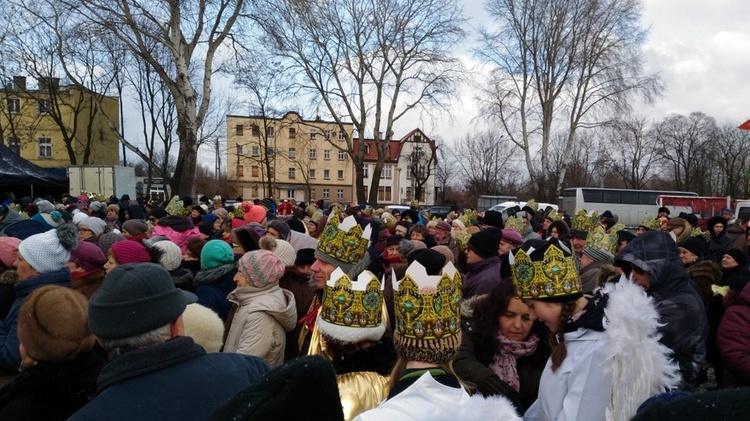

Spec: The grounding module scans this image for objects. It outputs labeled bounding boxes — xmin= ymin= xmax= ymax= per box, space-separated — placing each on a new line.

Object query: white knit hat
xmin=259 ymin=236 xmax=297 ymax=267
xmin=152 ymin=241 xmax=183 ymax=271
xmin=72 ymin=212 xmax=88 ymax=225
xmin=19 ymin=224 xmax=79 ymax=274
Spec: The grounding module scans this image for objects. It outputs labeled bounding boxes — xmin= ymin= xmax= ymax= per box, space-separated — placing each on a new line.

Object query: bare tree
xmin=253 ymin=0 xmax=466 ymax=205
xmin=477 ymin=0 xmax=662 ymax=201
xmin=405 ymin=139 xmax=437 ymax=204
xmin=712 ymin=124 xmax=750 ymax=198
xmin=602 ymin=116 xmax=661 ymax=189
xmin=453 ymin=130 xmax=519 ymax=204
xmin=434 ymin=138 xmax=458 ymax=204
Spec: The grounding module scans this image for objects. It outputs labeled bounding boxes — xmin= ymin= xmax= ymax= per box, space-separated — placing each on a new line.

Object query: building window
xmin=337 ymin=170 xmax=344 ymax=180
xmin=236 ymin=145 xmax=247 ymax=156
xmin=406 ymin=186 xmax=412 ymax=200
xmin=251 ymin=145 xmax=260 ymax=157
xmin=338 ymin=150 xmax=346 ymax=161
xmin=378 ymin=186 xmax=392 ymax=202
xmin=381 ymin=165 xmax=392 ymax=179
xmin=38 ymin=99 xmax=51 ymax=115
xmin=337 ymin=189 xmax=344 ymax=200
xmin=323 ymin=169 xmax=330 ymax=180
xmin=288 ymin=147 xmax=296 ymax=159
xmin=266 ymin=147 xmax=275 ymax=157
xmin=38 ymin=137 xmax=52 ymax=158
xmin=365 ymin=144 xmax=370 ymax=154
xmin=251 ymin=185 xmax=259 ymax=197
xmin=288 ymin=168 xmax=296 ymax=179
xmin=309 ymin=148 xmax=317 ymax=159
xmin=363 ymin=165 xmax=369 ymax=178
xmin=235 ymin=124 xmax=243 ymax=135
xmin=286 ymin=189 xmax=295 ymax=199
xmin=237 ymin=166 xmax=244 ymax=177
xmin=289 ymin=127 xmax=296 ymax=138
xmin=7 ymin=98 xmax=20 ymax=114
xmin=251 ymin=125 xmax=260 ymax=137
xmin=269 ymin=166 xmax=275 ymax=178
xmin=310 ymin=189 xmax=316 ymax=199
xmin=251 ymin=166 xmax=259 ymax=177
xmin=266 ymin=127 xmax=275 ymax=137
xmin=309 ymin=169 xmax=316 ymax=179
xmin=7 ymin=136 xmax=20 ymax=154
xmin=324 ymin=150 xmax=330 ymax=160
xmin=338 ymin=131 xmax=345 ymax=140
xmin=323 ymin=188 xmax=330 ymax=199
xmin=325 ymin=130 xmax=331 ymax=140
xmin=310 ymin=130 xmax=317 ymax=140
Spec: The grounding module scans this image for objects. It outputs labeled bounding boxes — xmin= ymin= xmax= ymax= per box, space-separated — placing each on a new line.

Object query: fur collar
xmin=194 ymin=264 xmax=235 ymax=286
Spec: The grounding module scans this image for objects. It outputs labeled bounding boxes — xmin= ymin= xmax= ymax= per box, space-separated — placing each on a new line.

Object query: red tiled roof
xmin=354 ymin=128 xmax=434 ymax=162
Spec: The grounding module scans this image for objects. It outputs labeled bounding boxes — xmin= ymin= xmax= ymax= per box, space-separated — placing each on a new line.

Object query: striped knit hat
xmin=237 ymin=250 xmax=285 ymax=288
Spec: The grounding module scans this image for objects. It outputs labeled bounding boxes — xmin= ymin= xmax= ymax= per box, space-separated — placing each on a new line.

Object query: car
xmin=383 ymin=205 xmax=410 ymax=215
xmin=486 ymin=201 xmax=558 ymax=222
xmin=424 ymin=206 xmax=451 ymax=219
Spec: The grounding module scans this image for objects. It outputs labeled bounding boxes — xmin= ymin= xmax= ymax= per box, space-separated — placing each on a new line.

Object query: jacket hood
xmin=229 ymin=285 xmax=297 ymax=332
xmin=460 ymin=293 xmax=487 ymax=319
xmin=614 ymin=230 xmax=689 ymax=300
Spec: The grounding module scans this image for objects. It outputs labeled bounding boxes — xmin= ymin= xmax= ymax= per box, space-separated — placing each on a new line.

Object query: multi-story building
xmin=226 ymin=111 xmax=355 ymax=202
xmin=356 ymin=128 xmax=437 ymax=206
xmin=0 ymin=76 xmax=120 ymax=168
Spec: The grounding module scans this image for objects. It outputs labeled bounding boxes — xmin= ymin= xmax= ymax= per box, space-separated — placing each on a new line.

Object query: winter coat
xmin=453 ymin=295 xmax=549 ymax=412
xmin=169 ymin=266 xmax=195 ymax=292
xmin=706 ymin=220 xmax=731 ymax=263
xmin=193 ymin=264 xmax=237 ymax=322
xmin=726 ymin=223 xmax=747 ymax=253
xmin=71 ymin=270 xmax=105 ymax=300
xmin=0 ymin=209 xmax=23 ymax=237
xmin=353 ymin=371 xmax=521 ymax=421
xmin=224 ymin=284 xmax=297 ymax=368
xmin=522 ymin=225 xmax=542 ymax=243
xmin=0 ymin=271 xmax=17 ymax=322
xmin=0 ymin=351 xmax=105 ymax=420
xmin=717 ymin=282 xmax=750 ymax=387
xmin=152 ymin=218 xmax=202 ymax=253
xmin=615 ymin=231 xmax=708 ymax=390
xmin=279 ymin=269 xmax=316 ymax=361
xmin=719 ymin=265 xmax=750 ymax=292
xmin=463 ymin=258 xmax=504 ymax=299
xmin=0 ymin=268 xmax=71 ymax=373
xmin=70 ymin=336 xmax=270 ymax=421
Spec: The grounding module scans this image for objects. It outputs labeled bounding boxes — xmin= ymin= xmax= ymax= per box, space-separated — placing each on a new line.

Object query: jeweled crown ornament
xmin=525 ymin=199 xmax=539 ymax=212
xmin=640 ymin=214 xmax=662 ymax=231
xmin=505 ymin=215 xmax=525 ymax=236
xmin=165 ymin=195 xmax=188 ymax=217
xmin=510 ymin=239 xmax=582 ymax=300
xmin=545 ymin=209 xmax=563 ymax=221
xmin=572 ymin=209 xmax=599 ymax=234
xmin=459 ymin=209 xmax=477 ymax=227
xmin=317 ymin=214 xmax=372 ymax=266
xmin=392 ymin=260 xmax=462 ymax=364
xmin=317 ymin=268 xmax=386 ymax=343
xmin=586 ymin=225 xmax=621 ymax=254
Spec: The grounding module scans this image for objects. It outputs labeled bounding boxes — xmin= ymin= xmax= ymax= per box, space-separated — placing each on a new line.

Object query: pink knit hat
xmin=0 ymin=237 xmax=21 ymax=268
xmin=110 ymin=241 xmax=151 ymax=265
xmin=237 ymin=250 xmax=284 ymax=288
xmin=69 ymin=241 xmax=107 ymax=272
xmin=241 ymin=203 xmax=267 ymax=224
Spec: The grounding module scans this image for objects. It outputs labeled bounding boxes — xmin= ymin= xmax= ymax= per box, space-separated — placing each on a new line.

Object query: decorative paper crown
xmin=317 ymin=214 xmax=372 ymax=266
xmin=310 ymin=210 xmax=324 ymax=224
xmin=165 ymin=195 xmax=189 ymax=217
xmin=410 ymin=200 xmax=419 ymax=207
xmin=545 ymin=209 xmax=563 ymax=221
xmin=459 ymin=209 xmax=477 ymax=228
xmin=639 ymin=214 xmax=662 ymax=231
xmin=585 ymin=225 xmax=620 ymax=254
xmin=453 ymin=231 xmax=472 ymax=251
xmin=393 ymin=260 xmax=462 ymax=364
xmin=571 ymin=210 xmax=599 ymax=233
xmin=692 ymin=227 xmax=710 ymax=242
xmin=525 ymin=199 xmax=538 ymax=212
xmin=505 ymin=215 xmax=525 ymax=235
xmin=317 ymin=268 xmax=385 ymax=344
xmin=380 ymin=213 xmax=396 ymax=229
xmin=306 ymin=205 xmax=317 ymax=217
xmin=510 ymin=241 xmax=582 ymax=300
xmin=447 ymin=211 xmax=458 ymax=221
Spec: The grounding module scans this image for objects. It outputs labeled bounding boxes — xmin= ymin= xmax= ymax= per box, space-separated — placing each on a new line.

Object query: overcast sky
xmin=401 ymin=0 xmax=750 ymax=143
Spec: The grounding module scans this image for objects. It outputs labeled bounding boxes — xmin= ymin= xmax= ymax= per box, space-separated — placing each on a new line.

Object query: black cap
xmin=295 ymin=248 xmax=316 ymax=266
xmin=483 ymin=210 xmax=504 ymax=229
xmin=617 ymin=230 xmax=636 ymax=244
xmin=467 ymin=228 xmax=502 ymax=259
xmin=408 ymin=249 xmax=446 ymax=276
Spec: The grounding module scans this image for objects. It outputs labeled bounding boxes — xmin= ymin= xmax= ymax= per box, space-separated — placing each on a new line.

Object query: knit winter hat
xmin=212 ymin=208 xmax=228 ymax=220
xmin=259 ymin=236 xmax=296 ymax=267
xmin=237 ymin=250 xmax=285 ymax=288
xmin=18 ymin=285 xmax=95 ymax=362
xmin=152 ymin=241 xmax=183 ymax=271
xmin=242 ymin=203 xmax=267 ymax=224
xmin=89 ymin=263 xmax=198 ymax=340
xmin=72 ymin=212 xmax=88 ymax=226
xmin=122 ymin=219 xmax=148 ymax=236
xmin=89 ymin=201 xmax=106 ymax=213
xmin=724 ymin=248 xmax=748 ymax=268
xmin=267 ymin=220 xmax=291 ymax=241
xmin=201 ymin=240 xmax=234 ymax=270
xmin=79 ymin=217 xmax=107 ymax=237
xmin=32 ymin=211 xmax=62 ymax=229
xmin=110 ymin=240 xmax=151 ymax=265
xmin=431 ymin=245 xmax=455 ymax=265
xmin=408 ymin=249 xmax=446 ymax=275
xmin=678 ymin=236 xmax=706 ymax=259
xmin=106 ymin=204 xmax=120 ymax=214
xmin=69 ymin=241 xmax=107 ymax=272
xmin=260 ymin=198 xmax=275 ymax=209
xmin=35 ymin=199 xmax=55 ymax=214
xmin=582 ymin=247 xmax=614 ymax=263
xmin=467 ymin=228 xmax=501 ymax=259
xmin=500 ymin=228 xmax=523 ymax=246
xmin=436 ymin=221 xmax=452 ymax=233
xmin=0 ymin=237 xmax=21 ymax=268
xmin=19 ymin=223 xmax=79 ymax=274
xmin=97 ymin=232 xmax=126 ymax=256
xmin=451 ymin=219 xmax=466 ymax=231
xmin=483 ymin=210 xmax=504 ymax=229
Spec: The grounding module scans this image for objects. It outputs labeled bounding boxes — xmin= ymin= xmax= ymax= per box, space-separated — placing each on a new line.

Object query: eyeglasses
xmin=78 ymin=228 xmax=92 ymax=234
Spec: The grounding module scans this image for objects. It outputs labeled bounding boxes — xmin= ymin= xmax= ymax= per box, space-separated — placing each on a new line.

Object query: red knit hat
xmin=0 ymin=237 xmax=21 ymax=268
xmin=110 ymin=241 xmax=151 ymax=264
xmin=242 ymin=203 xmax=267 ymax=224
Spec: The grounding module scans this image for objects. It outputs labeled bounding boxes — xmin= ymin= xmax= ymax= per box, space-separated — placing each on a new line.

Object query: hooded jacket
xmin=0 ymin=208 xmax=23 ymax=237
xmin=615 ymin=230 xmax=708 ymax=390
xmin=706 ymin=216 xmax=731 ymax=263
xmin=224 ymin=284 xmax=297 ymax=368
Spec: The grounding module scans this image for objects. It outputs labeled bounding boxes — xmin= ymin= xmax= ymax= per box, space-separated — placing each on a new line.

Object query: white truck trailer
xmin=67 ymin=166 xmax=136 ymax=199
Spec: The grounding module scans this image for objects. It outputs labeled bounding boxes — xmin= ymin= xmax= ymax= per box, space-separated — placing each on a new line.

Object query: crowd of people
xmin=0 ymin=192 xmax=748 ymax=420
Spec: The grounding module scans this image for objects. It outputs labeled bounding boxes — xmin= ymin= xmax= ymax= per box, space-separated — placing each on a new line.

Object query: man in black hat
xmin=71 ymin=263 xmax=270 ymax=420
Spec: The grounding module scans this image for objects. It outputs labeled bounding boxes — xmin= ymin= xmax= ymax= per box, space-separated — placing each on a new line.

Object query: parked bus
xmin=561 ymin=187 xmax=699 ymax=228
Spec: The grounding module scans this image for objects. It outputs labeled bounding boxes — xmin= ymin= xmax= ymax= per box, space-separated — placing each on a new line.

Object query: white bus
xmin=561 ymin=187 xmax=699 ymax=228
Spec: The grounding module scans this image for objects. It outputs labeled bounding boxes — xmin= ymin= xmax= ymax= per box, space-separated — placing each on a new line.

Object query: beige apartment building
xmin=226 ymin=111 xmax=355 ymax=203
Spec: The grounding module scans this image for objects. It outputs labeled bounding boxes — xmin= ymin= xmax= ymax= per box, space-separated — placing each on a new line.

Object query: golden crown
xmin=393 ymin=261 xmax=462 ymax=343
xmin=572 ymin=210 xmax=599 ymax=233
xmin=510 ymin=242 xmax=582 ymax=300
xmin=692 ymin=227 xmax=710 ymax=242
xmin=585 ymin=225 xmax=619 ymax=254
xmin=545 ymin=209 xmax=564 ymax=221
xmin=505 ymin=215 xmax=525 ymax=235
xmin=165 ymin=195 xmax=189 ymax=217
xmin=459 ymin=209 xmax=477 ymax=227
xmin=640 ymin=214 xmax=662 ymax=231
xmin=318 ymin=268 xmax=385 ymax=343
xmin=310 ymin=210 xmax=324 ymax=224
xmin=306 ymin=205 xmax=317 ymax=217
xmin=317 ymin=214 xmax=371 ymax=266
xmin=525 ymin=199 xmax=538 ymax=212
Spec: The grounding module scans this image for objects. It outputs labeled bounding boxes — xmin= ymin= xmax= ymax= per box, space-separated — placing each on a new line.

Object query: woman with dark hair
xmin=706 ymin=216 xmax=731 ymax=263
xmin=454 ymin=281 xmax=549 ymax=412
xmin=546 ymin=220 xmax=570 ymax=242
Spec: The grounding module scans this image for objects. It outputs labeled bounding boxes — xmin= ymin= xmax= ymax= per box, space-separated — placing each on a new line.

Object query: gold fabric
xmin=337 ymin=371 xmax=390 ymax=421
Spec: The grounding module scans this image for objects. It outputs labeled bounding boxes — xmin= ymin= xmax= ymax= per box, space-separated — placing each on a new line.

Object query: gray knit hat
xmin=582 ymin=248 xmax=614 ymax=262
xmin=79 ymin=217 xmax=107 ymax=237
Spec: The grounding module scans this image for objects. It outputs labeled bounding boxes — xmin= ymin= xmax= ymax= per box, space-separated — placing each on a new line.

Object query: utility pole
xmin=215 ymin=137 xmax=220 ymax=178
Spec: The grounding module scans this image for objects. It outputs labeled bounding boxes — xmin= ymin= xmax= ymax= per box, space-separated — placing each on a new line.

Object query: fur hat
xmin=0 ymin=237 xmax=21 ymax=268
xmin=408 ymin=249 xmax=446 ymax=275
xmin=18 ymin=285 xmax=94 ymax=362
xmin=482 ymin=210 xmax=504 ymax=229
xmin=110 ymin=241 xmax=151 ymax=265
xmin=152 ymin=240 xmax=183 ymax=271
xmin=467 ymin=228 xmax=501 ymax=259
xmin=181 ymin=303 xmax=224 ymax=353
xmin=89 ymin=263 xmax=197 ymax=339
xmin=79 ymin=217 xmax=107 ymax=237
xmin=201 ymin=240 xmax=234 ymax=270
xmin=259 ymin=236 xmax=296 ymax=267
xmin=666 ymin=218 xmax=687 ymax=231
xmin=724 ymin=248 xmax=747 ymax=268
xmin=122 ymin=219 xmax=148 ymax=236
xmin=19 ymin=223 xmax=79 ymax=274
xmin=237 ymin=250 xmax=285 ymax=288
xmin=97 ymin=232 xmax=126 ymax=256
xmin=69 ymin=241 xmax=107 ymax=272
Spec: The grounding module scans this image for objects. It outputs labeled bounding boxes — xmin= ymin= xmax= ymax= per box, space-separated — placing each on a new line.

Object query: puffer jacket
xmin=224 ymin=284 xmax=297 ymax=368
xmin=615 ymin=230 xmax=708 ymax=390
xmin=463 ymin=258 xmax=504 ymax=299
